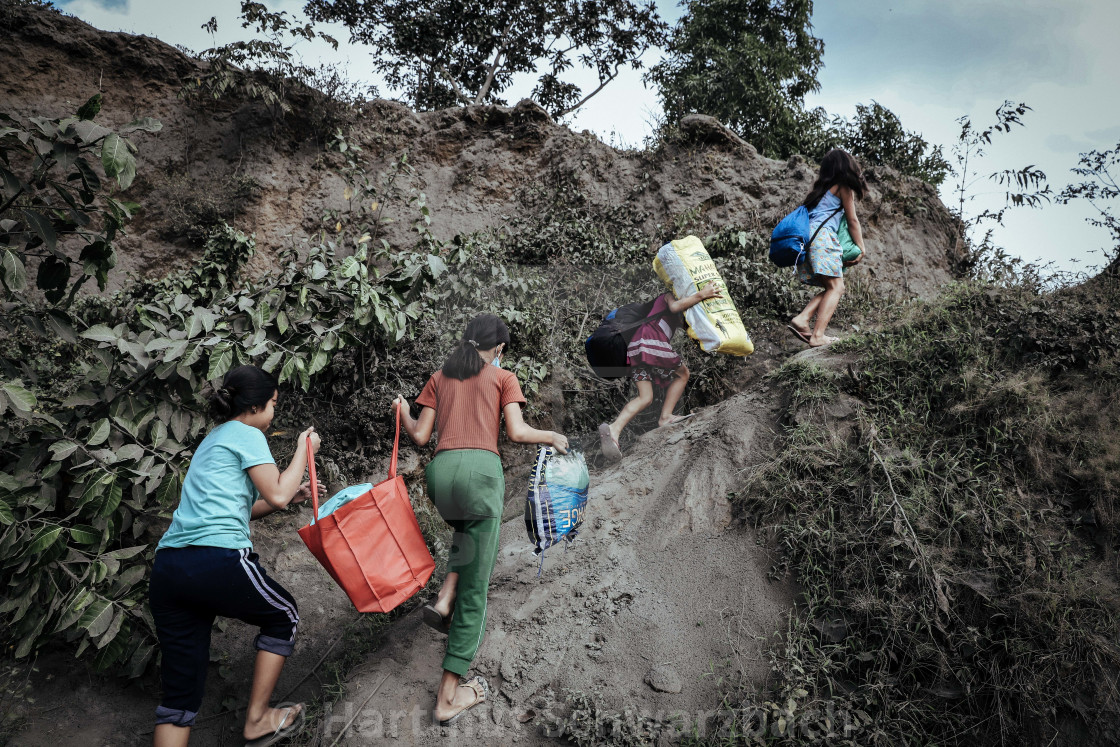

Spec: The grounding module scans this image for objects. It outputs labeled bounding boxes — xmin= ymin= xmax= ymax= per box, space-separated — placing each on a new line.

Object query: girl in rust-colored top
xmin=394 ymin=314 xmax=568 ymax=726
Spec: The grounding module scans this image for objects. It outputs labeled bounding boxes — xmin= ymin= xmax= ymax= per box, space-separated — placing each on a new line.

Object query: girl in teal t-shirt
xmin=149 ymin=365 xmax=322 ymax=747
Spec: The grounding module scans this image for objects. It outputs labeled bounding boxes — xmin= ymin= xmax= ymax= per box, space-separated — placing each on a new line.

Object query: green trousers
xmin=425 ymin=449 xmax=504 ymax=676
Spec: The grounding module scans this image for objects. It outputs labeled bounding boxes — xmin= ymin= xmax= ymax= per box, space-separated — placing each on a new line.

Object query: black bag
xmin=585 ymin=299 xmax=668 ymax=379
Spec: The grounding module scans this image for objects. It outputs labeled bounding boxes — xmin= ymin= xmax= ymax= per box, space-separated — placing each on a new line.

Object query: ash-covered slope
xmin=2 ymin=4 xmax=965 ymax=298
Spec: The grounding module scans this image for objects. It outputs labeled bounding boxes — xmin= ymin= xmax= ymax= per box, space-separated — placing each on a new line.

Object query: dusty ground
xmin=320 ymin=388 xmax=793 ymax=746
xmin=8 ymin=376 xmax=796 ymax=747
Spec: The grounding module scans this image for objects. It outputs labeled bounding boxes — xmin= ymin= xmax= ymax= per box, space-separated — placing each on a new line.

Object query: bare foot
xmin=789 ymin=318 xmax=812 ymax=335
xmin=807 ymin=335 xmax=840 ymax=347
xmin=434 ymin=681 xmax=485 ymax=723
xmin=658 ymin=413 xmax=691 ymax=427
xmin=243 ymin=703 xmax=303 ymax=742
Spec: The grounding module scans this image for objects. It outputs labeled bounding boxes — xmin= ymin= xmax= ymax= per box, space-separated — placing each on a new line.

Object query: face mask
xmin=491 ymin=355 xmax=502 ymax=368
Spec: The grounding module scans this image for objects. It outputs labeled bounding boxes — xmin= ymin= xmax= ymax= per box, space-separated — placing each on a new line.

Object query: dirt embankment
xmin=2 ymin=5 xmax=967 ymax=745
xmin=2 ymin=5 xmax=965 ymax=299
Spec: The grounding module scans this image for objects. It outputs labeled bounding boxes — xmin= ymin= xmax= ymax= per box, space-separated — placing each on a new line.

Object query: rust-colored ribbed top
xmin=416 ymin=365 xmax=526 ymax=455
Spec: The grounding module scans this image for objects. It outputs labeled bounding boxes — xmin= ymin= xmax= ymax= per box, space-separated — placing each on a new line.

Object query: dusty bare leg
xmin=790 ymin=293 xmax=823 ymax=333
xmin=608 ymin=380 xmax=654 ymax=443
xmin=242 ymin=651 xmax=300 ymax=741
xmin=153 ymin=724 xmax=190 ymax=747
xmin=809 ymin=276 xmax=845 ymax=346
xmin=432 ymin=572 xmax=459 ymax=618
xmin=435 ymin=669 xmax=483 ymax=722
xmin=658 ymin=365 xmax=690 ymax=426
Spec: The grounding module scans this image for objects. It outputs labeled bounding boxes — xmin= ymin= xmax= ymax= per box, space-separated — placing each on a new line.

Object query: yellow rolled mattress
xmin=653 ymin=235 xmax=754 ymax=356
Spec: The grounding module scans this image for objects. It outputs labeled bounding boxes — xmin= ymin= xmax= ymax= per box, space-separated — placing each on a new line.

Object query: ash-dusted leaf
xmin=104 ymin=544 xmax=147 ymax=560
xmin=62 ymin=389 xmax=99 ymax=406
xmin=1 ymin=381 xmax=36 ymax=412
xmin=94 ymin=607 xmax=125 ymax=649
xmin=1 ymin=249 xmax=28 ymax=292
xmin=116 ymin=444 xmax=144 ymax=463
xmin=69 ymin=524 xmax=101 ymax=545
xmin=53 ymin=588 xmax=95 ymax=633
xmin=21 ymin=208 xmax=57 ymax=253
xmin=113 ymin=564 xmax=146 ymax=591
xmin=26 ymin=524 xmax=64 ymax=555
xmin=169 ymin=410 xmax=189 ymax=442
xmin=207 ymin=346 xmax=233 ymax=382
xmin=278 ymin=356 xmax=296 ymax=384
xmin=126 ymin=642 xmax=156 ymax=678
xmin=427 ymin=254 xmax=448 ymax=277
xmin=120 ymin=117 xmax=162 ymax=133
xmin=72 ymin=120 xmax=111 ymax=144
xmin=81 ymin=324 xmax=119 ymax=344
xmin=161 ymin=339 xmax=189 ymax=362
xmin=155 ymin=471 xmax=180 ymax=506
xmin=87 ymin=418 xmax=110 ymax=446
xmin=77 ymin=597 xmax=113 ymax=637
xmin=95 ymin=481 xmax=123 ymax=518
xmin=101 ymin=133 xmax=136 ymax=190
xmin=49 ymin=440 xmax=80 ymax=461
xmin=262 ymin=350 xmax=283 ymax=374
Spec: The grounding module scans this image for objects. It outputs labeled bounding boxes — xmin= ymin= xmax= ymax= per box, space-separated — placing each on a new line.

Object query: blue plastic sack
xmin=308 ymin=483 xmax=373 ymax=525
xmin=524 ymin=446 xmax=589 ymax=555
xmin=769 ymin=206 xmax=810 ymax=267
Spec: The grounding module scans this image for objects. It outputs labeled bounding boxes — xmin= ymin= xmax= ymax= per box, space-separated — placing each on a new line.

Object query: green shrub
xmin=700 ymin=280 xmax=1120 ymax=746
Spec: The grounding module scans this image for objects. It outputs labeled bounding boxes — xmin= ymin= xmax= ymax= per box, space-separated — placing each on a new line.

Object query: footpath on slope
xmin=320 ymin=386 xmax=795 ymax=746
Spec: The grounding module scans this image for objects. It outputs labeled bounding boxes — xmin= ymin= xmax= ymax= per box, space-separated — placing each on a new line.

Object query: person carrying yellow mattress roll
xmin=653 ymin=236 xmax=754 ymax=356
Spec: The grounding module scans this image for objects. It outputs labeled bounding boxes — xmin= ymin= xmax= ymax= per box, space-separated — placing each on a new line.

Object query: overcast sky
xmin=52 ymin=0 xmax=1120 ymax=277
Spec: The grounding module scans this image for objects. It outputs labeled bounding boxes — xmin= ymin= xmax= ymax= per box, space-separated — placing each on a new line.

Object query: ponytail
xmin=441 ymin=314 xmax=510 ymax=380
xmin=208 ymin=365 xmax=278 ymax=421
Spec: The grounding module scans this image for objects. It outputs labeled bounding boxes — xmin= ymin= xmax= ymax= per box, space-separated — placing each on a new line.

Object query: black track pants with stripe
xmin=149 ymin=545 xmax=299 ymax=723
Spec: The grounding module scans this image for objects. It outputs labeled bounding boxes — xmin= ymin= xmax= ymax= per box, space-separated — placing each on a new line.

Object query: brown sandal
xmin=422 ymin=604 xmax=452 ymax=634
xmin=435 ymin=676 xmax=489 ymax=726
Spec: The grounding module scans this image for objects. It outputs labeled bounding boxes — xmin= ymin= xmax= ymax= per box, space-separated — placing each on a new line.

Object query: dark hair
xmin=803 ymin=149 xmax=869 ymax=210
xmin=208 ymin=365 xmax=278 ymax=421
xmin=441 ymin=314 xmax=510 ymax=381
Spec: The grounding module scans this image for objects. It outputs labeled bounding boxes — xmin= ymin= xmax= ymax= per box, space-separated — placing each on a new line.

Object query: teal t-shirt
xmin=157 ymin=420 xmax=276 ymax=550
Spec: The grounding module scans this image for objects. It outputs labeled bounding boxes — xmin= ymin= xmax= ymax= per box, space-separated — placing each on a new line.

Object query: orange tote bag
xmin=298 ymin=409 xmax=435 ymax=613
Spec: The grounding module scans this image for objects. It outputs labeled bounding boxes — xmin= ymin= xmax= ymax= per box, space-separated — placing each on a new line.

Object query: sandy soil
xmin=319 ymin=388 xmax=794 ymax=746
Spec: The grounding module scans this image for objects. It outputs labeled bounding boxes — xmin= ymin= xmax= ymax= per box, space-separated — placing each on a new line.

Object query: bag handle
xmin=388 ymin=404 xmax=400 ymax=480
xmin=306 ymin=433 xmax=320 ymax=522
xmin=305 ymin=408 xmax=401 ymax=523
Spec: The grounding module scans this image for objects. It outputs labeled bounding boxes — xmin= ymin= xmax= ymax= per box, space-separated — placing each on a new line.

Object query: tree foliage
xmin=0 ymin=95 xmax=160 ymax=304
xmin=1058 ymin=141 xmax=1120 ymax=271
xmin=303 ymin=0 xmax=667 ymax=117
xmin=948 ymin=102 xmax=1053 ymax=276
xmin=182 ymin=1 xmax=371 ymax=137
xmin=829 ymin=101 xmax=950 ymax=186
xmin=647 ymin=0 xmax=823 ymax=159
xmin=0 ymin=105 xmax=446 ymax=672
